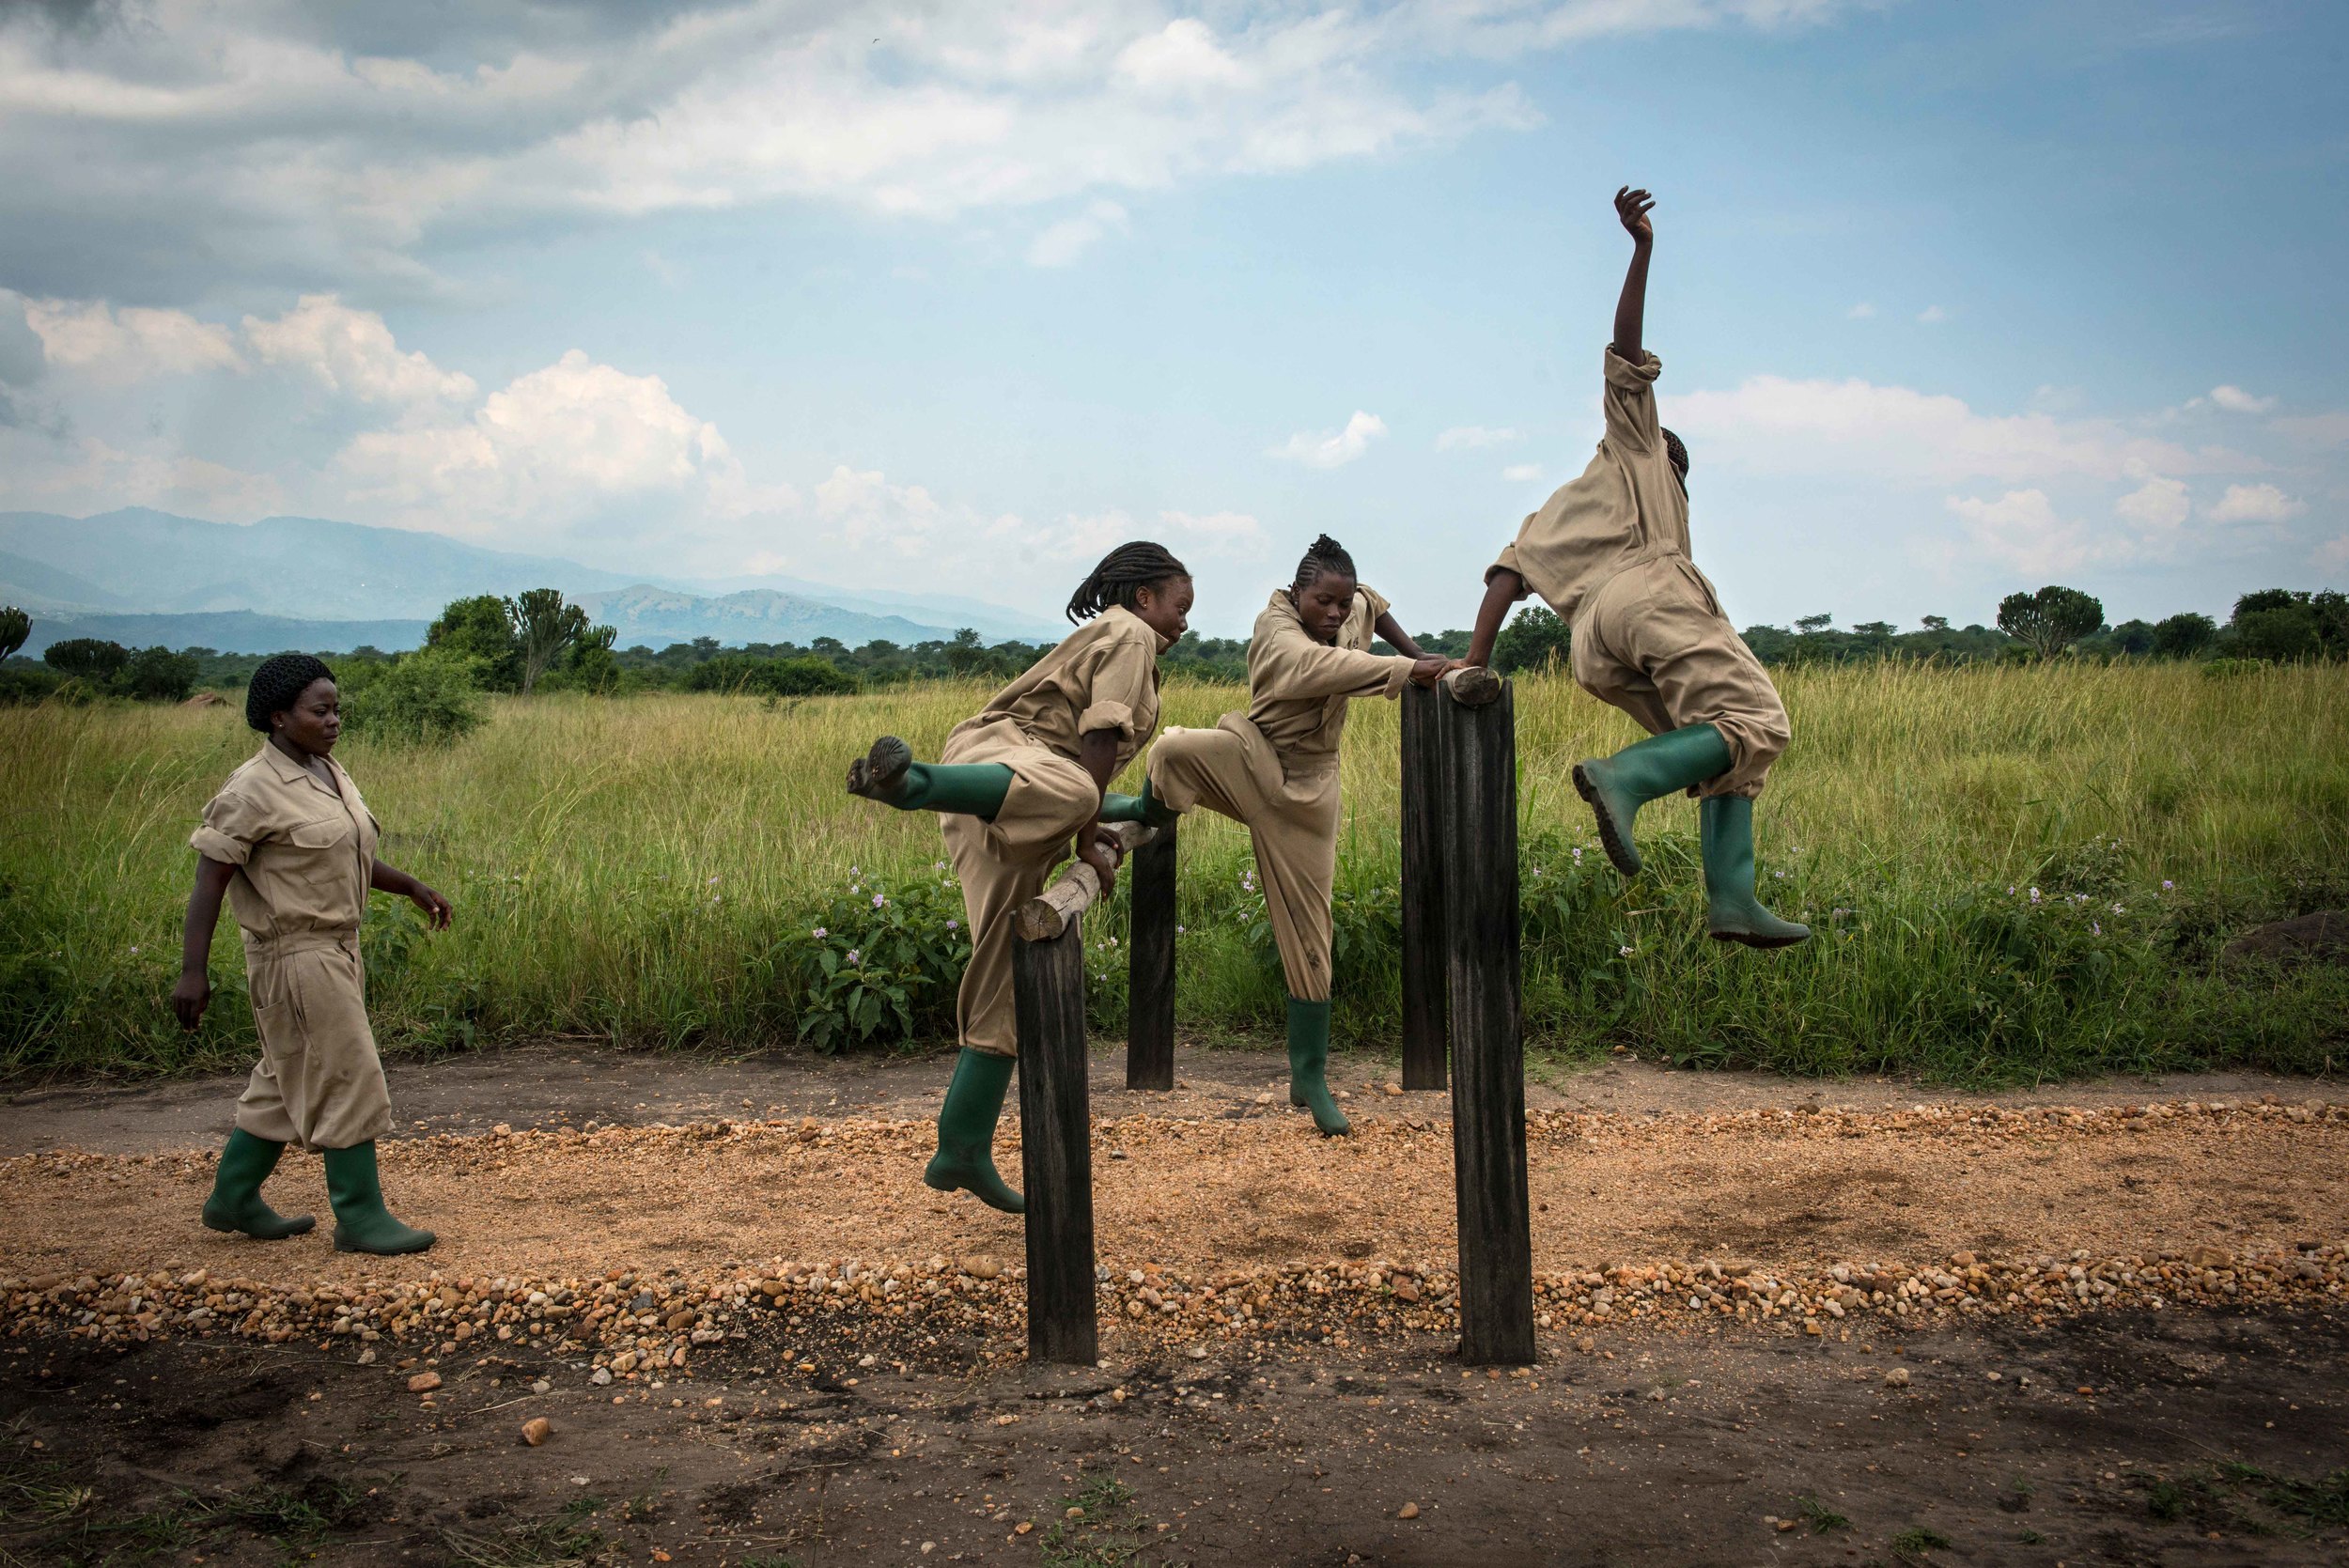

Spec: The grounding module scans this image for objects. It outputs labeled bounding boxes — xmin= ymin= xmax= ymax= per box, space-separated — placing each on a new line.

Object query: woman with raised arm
xmin=173 ymin=654 xmax=450 ymax=1254
xmin=848 ymin=543 xmax=1193 ymax=1212
xmin=1106 ymin=536 xmax=1454 ymax=1136
xmin=1464 ymin=186 xmax=1806 ymax=947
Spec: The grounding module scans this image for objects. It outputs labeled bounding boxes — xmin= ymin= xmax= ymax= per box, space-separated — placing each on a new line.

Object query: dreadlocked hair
xmin=1066 ymin=541 xmax=1190 ymax=624
xmin=1661 ymin=427 xmax=1688 ymax=483
xmin=245 ymin=653 xmax=336 ymax=733
xmin=1292 ymin=533 xmax=1357 ymax=590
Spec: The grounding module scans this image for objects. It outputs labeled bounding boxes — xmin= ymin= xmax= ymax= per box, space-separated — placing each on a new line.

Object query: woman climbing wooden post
xmin=1103 ymin=536 xmax=1455 ymax=1136
xmin=847 ymin=543 xmax=1194 ymax=1213
xmin=171 ymin=654 xmax=450 ymax=1256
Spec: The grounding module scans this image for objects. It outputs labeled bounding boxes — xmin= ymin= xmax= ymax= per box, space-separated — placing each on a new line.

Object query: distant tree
xmin=119 ymin=645 xmax=198 ymax=702
xmin=1795 ymin=613 xmax=1833 ymax=635
xmin=1920 ymin=614 xmax=1950 ymax=633
xmin=2232 ymin=588 xmax=2303 ymax=618
xmin=509 ymin=587 xmax=591 ymax=695
xmin=2151 ymin=612 xmax=2217 ymax=660
xmin=809 ymin=636 xmax=848 ymax=660
xmin=345 ymin=649 xmax=485 ymax=746
xmin=2096 ymin=619 xmax=2156 ymax=658
xmin=0 ymin=606 xmax=29 ymax=662
xmin=43 ymin=637 xmax=130 ymax=684
xmin=2232 ymin=603 xmax=2320 ymax=661
xmin=1492 ymin=605 xmax=1571 ymax=675
xmin=1851 ymin=620 xmax=1895 ymax=644
xmin=427 ymin=595 xmax=521 ymax=691
xmin=942 ymin=628 xmax=988 ymax=676
xmin=1996 ymin=585 xmax=2104 ymax=661
xmin=2312 ymin=590 xmax=2349 ymax=659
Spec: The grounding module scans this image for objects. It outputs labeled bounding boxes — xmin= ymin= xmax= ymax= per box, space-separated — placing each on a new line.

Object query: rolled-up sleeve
xmin=191 ymin=786 xmax=269 ymax=865
xmin=1076 ymin=629 xmax=1158 ymax=740
xmin=1601 ymin=346 xmax=1663 ymax=452
xmin=1486 ymin=538 xmax=1537 ymax=595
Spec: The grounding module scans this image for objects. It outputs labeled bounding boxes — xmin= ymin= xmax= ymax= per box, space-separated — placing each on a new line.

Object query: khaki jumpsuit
xmin=941 ymin=605 xmax=1168 ymax=1059
xmin=191 ymin=744 xmax=393 ymax=1151
xmin=1489 ymin=347 xmax=1790 ymax=799
xmin=1145 ymin=587 xmax=1414 ymax=1002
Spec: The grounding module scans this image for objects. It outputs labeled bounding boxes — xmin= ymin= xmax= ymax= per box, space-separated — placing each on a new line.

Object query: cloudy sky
xmin=1 ymin=0 xmax=2342 ymax=636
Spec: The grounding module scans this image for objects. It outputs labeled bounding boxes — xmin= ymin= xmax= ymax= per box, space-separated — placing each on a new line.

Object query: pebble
xmin=407 ymin=1372 xmax=442 ymax=1393
xmin=1885 ymin=1368 xmax=1911 ymax=1388
xmin=1398 ymin=1502 xmax=1421 ymax=1519
xmin=521 ymin=1417 xmax=552 ymax=1446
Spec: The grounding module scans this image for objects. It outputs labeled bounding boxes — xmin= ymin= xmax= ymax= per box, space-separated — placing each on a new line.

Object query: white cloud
xmin=2208 ymin=384 xmax=2277 ymax=415
xmin=242 ymin=295 xmax=476 ymax=408
xmin=1944 ymin=489 xmax=2112 ymax=576
xmin=1846 ymin=302 xmax=1875 ymax=319
xmin=1156 ymin=508 xmax=1269 ymax=556
xmin=1671 ymin=375 xmax=2252 ymax=485
xmin=1501 ymin=462 xmax=1544 ymax=481
xmin=2113 ymin=475 xmax=2189 ymax=531
xmin=2316 ymin=534 xmax=2349 ymax=573
xmin=21 ymin=298 xmax=243 ymax=382
xmin=1027 ymin=200 xmax=1130 ymax=267
xmin=2206 ymin=482 xmax=2303 ymax=524
xmin=1437 ymin=425 xmax=1520 ymax=450
xmin=1269 ymin=410 xmax=1387 ymax=469
xmin=1916 ymin=304 xmax=1947 ymax=324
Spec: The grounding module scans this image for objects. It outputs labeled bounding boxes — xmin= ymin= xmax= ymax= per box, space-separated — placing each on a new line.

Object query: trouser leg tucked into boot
xmin=1099 ymin=778 xmax=1181 ymax=828
xmin=323 ymin=1142 xmax=436 ymax=1255
xmin=924 ymin=1048 xmax=1025 ymax=1213
xmin=1572 ymin=722 xmax=1735 ymax=876
xmin=1702 ymin=794 xmax=1811 ymax=948
xmin=201 ymin=1127 xmax=316 ymax=1239
xmin=1285 ymin=997 xmax=1350 ymax=1137
xmin=845 ymin=737 xmax=1013 ymax=818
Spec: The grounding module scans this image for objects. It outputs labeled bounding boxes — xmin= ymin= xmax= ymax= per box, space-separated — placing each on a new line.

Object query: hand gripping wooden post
xmin=1012 ymin=821 xmax=1155 ymax=1364
xmin=1432 ymin=667 xmax=1534 ymax=1365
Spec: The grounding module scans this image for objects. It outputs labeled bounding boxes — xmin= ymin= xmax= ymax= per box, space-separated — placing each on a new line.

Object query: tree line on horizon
xmin=3 ymin=582 xmax=2344 ymax=722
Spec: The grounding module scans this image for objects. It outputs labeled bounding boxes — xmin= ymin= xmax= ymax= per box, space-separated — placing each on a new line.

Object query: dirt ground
xmin=3 ymin=1044 xmax=2344 ymax=1566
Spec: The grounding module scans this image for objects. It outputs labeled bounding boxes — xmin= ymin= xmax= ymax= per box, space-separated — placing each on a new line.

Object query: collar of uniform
xmin=256 ymin=740 xmax=344 ymax=800
xmin=1100 ymin=601 xmax=1176 ymax=656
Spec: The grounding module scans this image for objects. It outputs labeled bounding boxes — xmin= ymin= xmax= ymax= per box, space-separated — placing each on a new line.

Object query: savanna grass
xmin=2 ymin=661 xmax=2343 ymax=1082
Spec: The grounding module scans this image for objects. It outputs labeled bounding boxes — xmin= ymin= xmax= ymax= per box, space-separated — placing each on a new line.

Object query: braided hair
xmin=1065 ymin=541 xmax=1190 ymax=625
xmin=245 ymin=653 xmax=336 ymax=733
xmin=1291 ymin=533 xmax=1357 ymax=591
xmin=1661 ymin=427 xmax=1688 ymax=485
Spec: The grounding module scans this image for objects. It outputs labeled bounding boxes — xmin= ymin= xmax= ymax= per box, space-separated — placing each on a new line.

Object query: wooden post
xmin=1438 ymin=672 xmax=1533 ymax=1365
xmin=1125 ymin=818 xmax=1177 ymax=1091
xmin=1398 ymin=682 xmax=1447 ymax=1091
xmin=1014 ymin=919 xmax=1097 ymax=1365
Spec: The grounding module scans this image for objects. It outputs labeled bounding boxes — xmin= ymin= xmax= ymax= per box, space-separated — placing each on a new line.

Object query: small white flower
xmin=129 ymin=945 xmax=139 ymax=954
xmin=846 ymin=950 xmax=861 ymax=965
xmin=1176 ymin=924 xmax=1187 ymax=935
xmin=812 ymin=927 xmax=828 ymax=939
xmin=2028 ymin=887 xmax=2041 ymax=902
xmin=1618 ymin=944 xmax=1635 ymax=957
xmin=945 ymin=919 xmax=958 ymax=931
xmin=872 ymin=893 xmax=886 ymax=908
xmin=707 ymin=875 xmax=720 ymax=885
xmin=933 ymin=860 xmax=945 ymax=871
xmin=2162 ymin=879 xmax=2174 ymax=891
xmin=850 ymin=864 xmax=860 ymax=876
xmin=2092 ymin=921 xmax=2101 ymax=936
xmin=2112 ymin=903 xmax=2124 ymax=914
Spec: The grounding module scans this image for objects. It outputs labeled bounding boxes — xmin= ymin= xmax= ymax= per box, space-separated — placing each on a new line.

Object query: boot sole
xmin=925 ymin=1165 xmax=1025 ymax=1214
xmin=334 ymin=1229 xmax=436 ymax=1256
xmin=1573 ymin=762 xmax=1642 ymax=876
xmin=846 ymin=735 xmax=912 ymax=801
xmin=202 ymin=1213 xmax=315 ymax=1239
xmin=1708 ymin=927 xmax=1812 ymax=950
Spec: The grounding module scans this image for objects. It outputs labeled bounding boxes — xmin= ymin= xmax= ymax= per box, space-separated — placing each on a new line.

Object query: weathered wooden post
xmin=1125 ymin=819 xmax=1178 ymax=1090
xmin=1435 ymin=667 xmax=1533 ymax=1365
xmin=1011 ymin=822 xmax=1154 ymax=1365
xmin=1398 ymin=682 xmax=1448 ymax=1091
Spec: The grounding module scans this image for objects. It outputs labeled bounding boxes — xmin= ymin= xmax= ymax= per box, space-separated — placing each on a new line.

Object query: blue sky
xmin=1 ymin=0 xmax=2342 ymax=637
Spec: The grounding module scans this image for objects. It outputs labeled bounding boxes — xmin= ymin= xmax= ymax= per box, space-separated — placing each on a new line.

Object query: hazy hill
xmin=573 ymin=584 xmax=963 ymax=649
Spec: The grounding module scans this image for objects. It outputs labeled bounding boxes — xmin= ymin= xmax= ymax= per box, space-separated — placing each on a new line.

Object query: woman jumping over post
xmin=1106 ymin=535 xmax=1455 ymax=1137
xmin=1464 ymin=185 xmax=1807 ymax=947
xmin=173 ymin=654 xmax=450 ymax=1254
xmin=847 ymin=542 xmax=1194 ymax=1213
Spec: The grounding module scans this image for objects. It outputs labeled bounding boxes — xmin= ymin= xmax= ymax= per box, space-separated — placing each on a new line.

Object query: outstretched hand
xmin=1408 ymin=656 xmax=1462 ymax=688
xmin=1614 ymin=185 xmax=1655 ymax=242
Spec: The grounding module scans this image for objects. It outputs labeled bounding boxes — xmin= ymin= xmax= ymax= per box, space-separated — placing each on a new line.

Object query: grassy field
xmin=4 ymin=661 xmax=2344 ymax=1083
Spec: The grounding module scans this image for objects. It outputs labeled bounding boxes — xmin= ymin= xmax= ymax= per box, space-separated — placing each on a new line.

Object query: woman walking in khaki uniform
xmin=1465 ymin=186 xmax=1807 ymax=947
xmin=847 ymin=543 xmax=1193 ymax=1213
xmin=172 ymin=654 xmax=448 ymax=1254
xmin=1109 ymin=536 xmax=1453 ymax=1137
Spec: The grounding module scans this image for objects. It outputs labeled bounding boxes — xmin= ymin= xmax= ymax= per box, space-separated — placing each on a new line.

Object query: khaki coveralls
xmin=1146 ymin=587 xmax=1414 ymax=1002
xmin=1489 ymin=347 xmax=1790 ymax=799
xmin=191 ymin=744 xmax=393 ymax=1151
xmin=941 ymin=605 xmax=1168 ymax=1058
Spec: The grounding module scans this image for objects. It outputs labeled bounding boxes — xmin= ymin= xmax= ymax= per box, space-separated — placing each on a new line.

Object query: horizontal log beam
xmin=1442 ymin=664 xmax=1503 ymax=707
xmin=1014 ymin=820 xmax=1158 ymax=942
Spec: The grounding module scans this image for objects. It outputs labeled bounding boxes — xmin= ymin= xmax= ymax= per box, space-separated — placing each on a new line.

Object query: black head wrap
xmin=1661 ymin=427 xmax=1688 ymax=484
xmin=245 ymin=653 xmax=335 ymax=733
xmin=1065 ymin=542 xmax=1190 ymax=624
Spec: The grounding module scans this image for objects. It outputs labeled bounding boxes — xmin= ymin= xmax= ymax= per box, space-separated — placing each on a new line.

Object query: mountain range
xmin=0 ymin=508 xmax=1060 ymax=656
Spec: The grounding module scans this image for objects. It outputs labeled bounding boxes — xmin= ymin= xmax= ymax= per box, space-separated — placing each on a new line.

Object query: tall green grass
xmin=3 ymin=662 xmax=2343 ymax=1082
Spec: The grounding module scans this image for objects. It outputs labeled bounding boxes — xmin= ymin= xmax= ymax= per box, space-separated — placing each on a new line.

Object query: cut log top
xmin=1014 ymin=820 xmax=1158 ymax=942
xmin=1442 ymin=665 xmax=1503 ymax=707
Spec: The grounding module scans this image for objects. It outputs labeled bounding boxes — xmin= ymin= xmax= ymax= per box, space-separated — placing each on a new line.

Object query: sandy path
xmin=6 ymin=1099 xmax=2342 ymax=1293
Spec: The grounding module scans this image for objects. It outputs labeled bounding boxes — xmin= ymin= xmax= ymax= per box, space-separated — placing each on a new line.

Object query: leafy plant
xmin=1998 ymin=584 xmax=2105 ymax=660
xmin=778 ymin=862 xmax=972 ymax=1052
xmin=344 ymin=648 xmax=485 ymax=746
xmin=0 ymin=605 xmax=28 ymax=663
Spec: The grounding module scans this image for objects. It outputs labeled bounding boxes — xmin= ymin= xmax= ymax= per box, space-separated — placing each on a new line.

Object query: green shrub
xmin=342 ymin=649 xmax=485 ymax=746
xmin=774 ymin=861 xmax=972 ymax=1052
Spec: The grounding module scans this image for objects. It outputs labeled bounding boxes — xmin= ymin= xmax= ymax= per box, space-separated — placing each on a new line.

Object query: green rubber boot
xmin=1100 ymin=778 xmax=1181 ymax=828
xmin=924 ymin=1048 xmax=1025 ymax=1213
xmin=846 ymin=736 xmax=1012 ymax=819
xmin=1285 ymin=997 xmax=1350 ymax=1137
xmin=1572 ymin=723 xmax=1735 ymax=876
xmin=200 ymin=1127 xmax=316 ymax=1240
xmin=1702 ymin=795 xmax=1811 ymax=949
xmin=322 ymin=1142 xmax=437 ymax=1256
